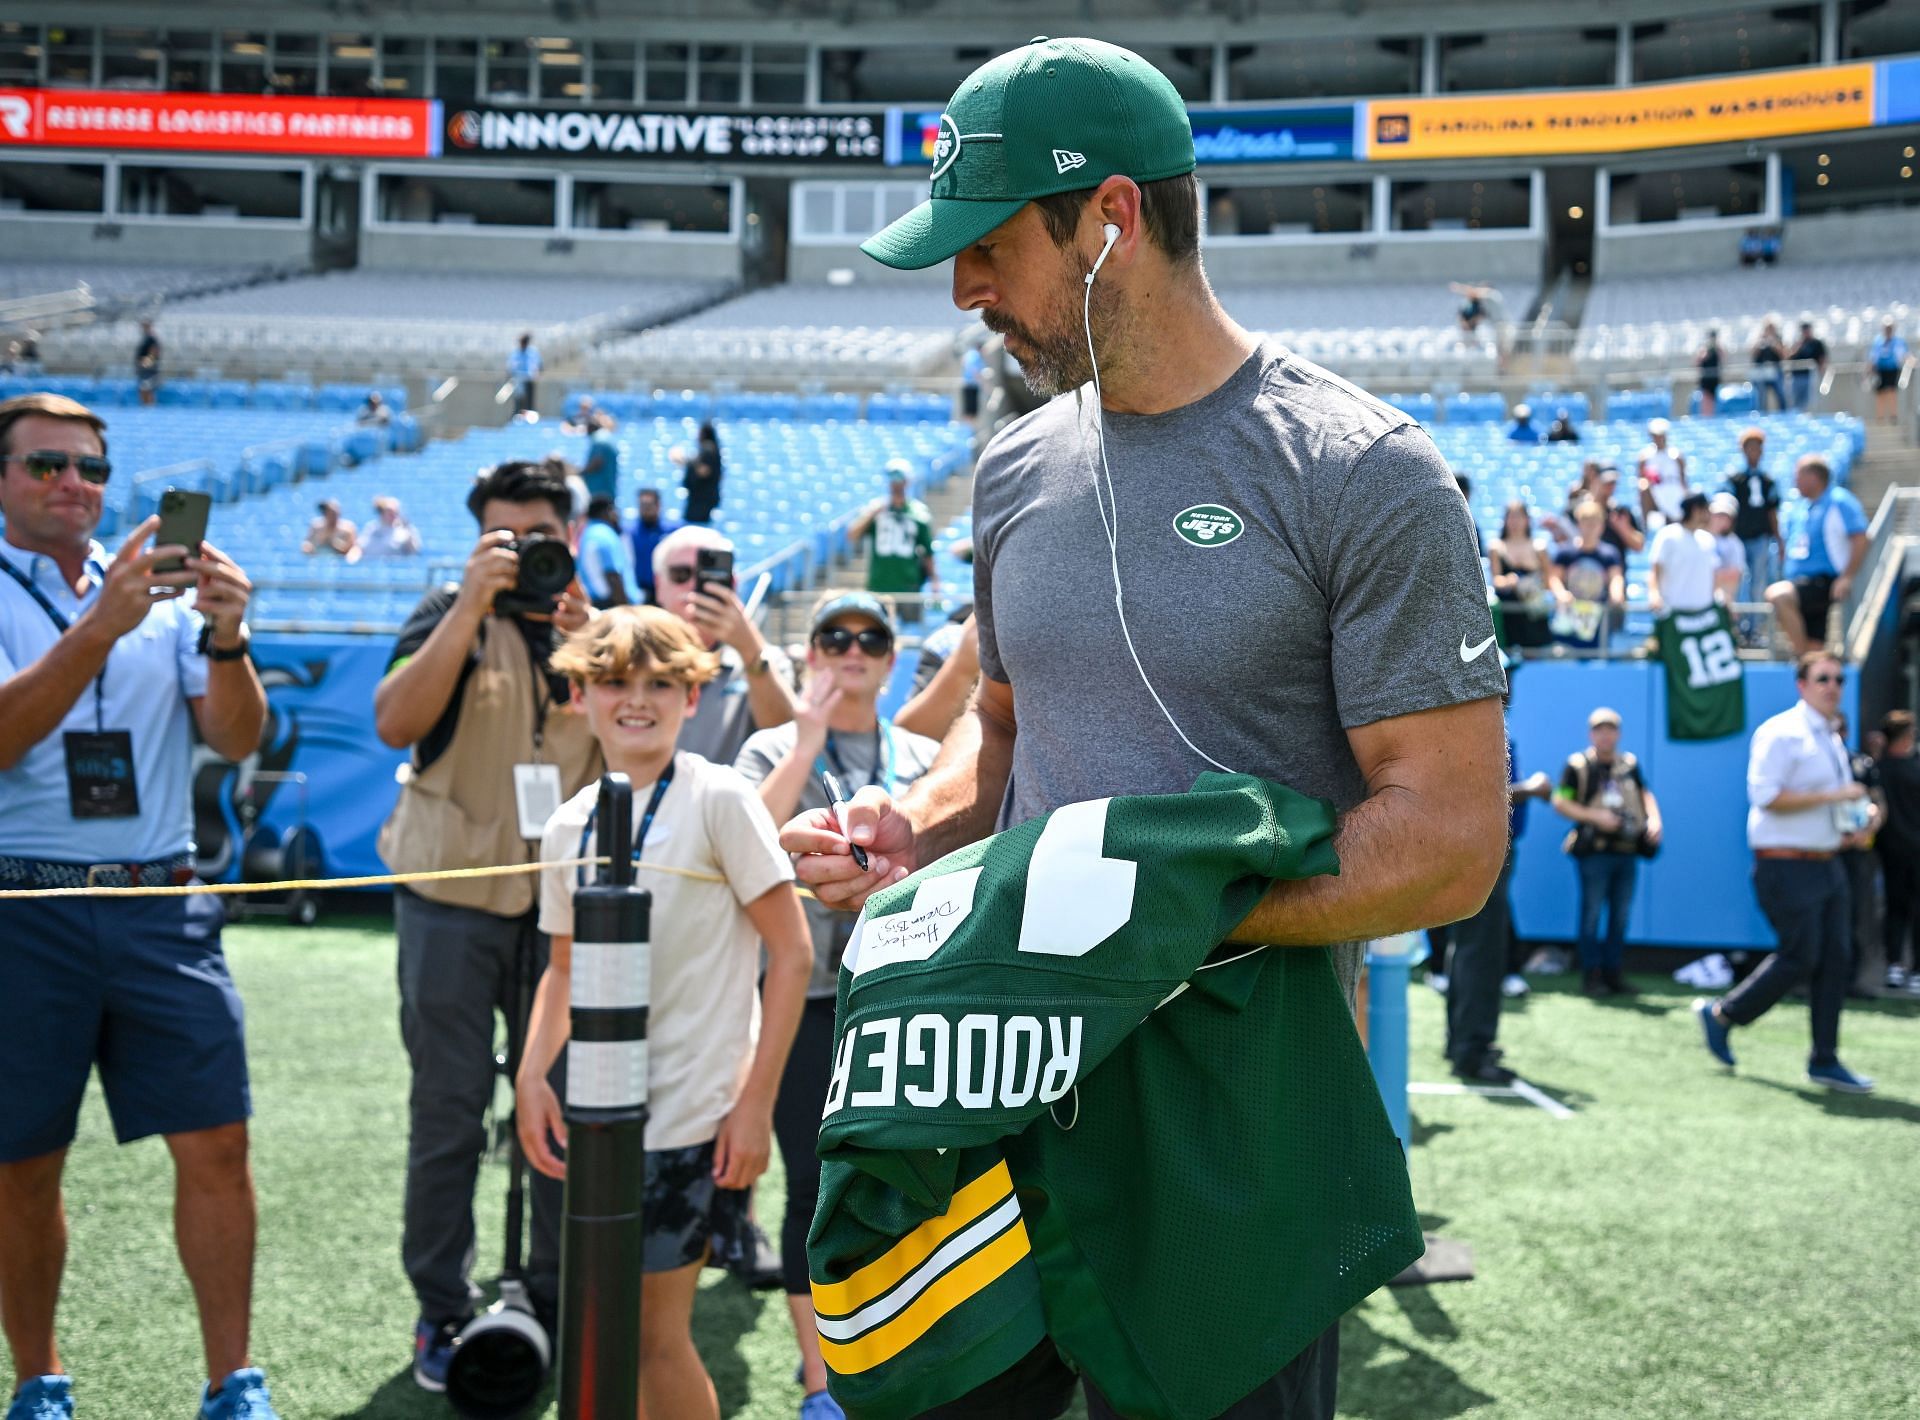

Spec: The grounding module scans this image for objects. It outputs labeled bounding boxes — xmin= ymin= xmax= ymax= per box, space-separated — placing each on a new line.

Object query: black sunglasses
xmin=8 ymin=450 xmax=112 ymax=485
xmin=1808 ymin=674 xmax=1844 ymax=686
xmin=813 ymin=625 xmax=893 ymax=657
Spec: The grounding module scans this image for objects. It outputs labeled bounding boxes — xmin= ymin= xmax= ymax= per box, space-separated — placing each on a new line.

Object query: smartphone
xmin=152 ymin=488 xmax=212 ymax=575
xmin=694 ymin=546 xmax=734 ymax=592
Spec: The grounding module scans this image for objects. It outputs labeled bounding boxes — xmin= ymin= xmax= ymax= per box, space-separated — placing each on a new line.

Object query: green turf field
xmin=49 ymin=916 xmax=1920 ymax=1419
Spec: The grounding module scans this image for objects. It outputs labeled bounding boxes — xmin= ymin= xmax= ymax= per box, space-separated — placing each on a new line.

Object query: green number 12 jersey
xmin=807 ymin=774 xmax=1424 ymax=1420
xmin=1657 ymin=605 xmax=1746 ymax=741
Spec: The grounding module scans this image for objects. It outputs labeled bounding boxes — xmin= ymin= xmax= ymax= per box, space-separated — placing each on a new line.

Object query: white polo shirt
xmin=1747 ymin=699 xmax=1853 ymax=851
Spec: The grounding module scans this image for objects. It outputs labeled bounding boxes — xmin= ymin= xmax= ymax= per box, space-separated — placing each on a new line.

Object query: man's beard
xmin=981 ymin=260 xmax=1124 ymax=399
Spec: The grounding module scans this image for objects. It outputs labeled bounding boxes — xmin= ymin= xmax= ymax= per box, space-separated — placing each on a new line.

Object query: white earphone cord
xmin=1081 ymin=233 xmax=1239 ymax=777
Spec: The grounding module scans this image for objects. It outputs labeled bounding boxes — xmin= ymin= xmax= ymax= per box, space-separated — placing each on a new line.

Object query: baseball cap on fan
xmin=861 ymin=37 xmax=1195 ymax=271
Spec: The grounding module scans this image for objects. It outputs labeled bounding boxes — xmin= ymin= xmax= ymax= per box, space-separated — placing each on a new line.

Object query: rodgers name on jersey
xmin=823 ymin=1010 xmax=1084 ymax=1117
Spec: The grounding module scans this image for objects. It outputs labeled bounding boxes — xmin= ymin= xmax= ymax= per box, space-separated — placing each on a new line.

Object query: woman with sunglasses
xmin=733 ymin=592 xmax=942 ymax=1420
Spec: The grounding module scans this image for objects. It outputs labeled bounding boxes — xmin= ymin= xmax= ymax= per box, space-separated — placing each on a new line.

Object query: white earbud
xmin=1085 ymin=223 xmax=1121 ymax=286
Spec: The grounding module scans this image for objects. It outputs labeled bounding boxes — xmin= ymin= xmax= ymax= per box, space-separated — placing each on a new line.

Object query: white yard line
xmin=1409 ymin=1079 xmax=1575 ymax=1119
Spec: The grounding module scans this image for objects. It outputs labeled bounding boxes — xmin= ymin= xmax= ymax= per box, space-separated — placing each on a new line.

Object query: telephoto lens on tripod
xmin=558 ymin=773 xmax=652 ymax=1418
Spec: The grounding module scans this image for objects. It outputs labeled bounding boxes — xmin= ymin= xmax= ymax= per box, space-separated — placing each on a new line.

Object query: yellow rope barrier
xmin=0 ymin=856 xmax=749 ymax=900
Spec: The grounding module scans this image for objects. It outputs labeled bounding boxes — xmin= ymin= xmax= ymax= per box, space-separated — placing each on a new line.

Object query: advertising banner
xmin=1363 ymin=64 xmax=1876 ymax=160
xmin=887 ymin=102 xmax=1358 ymax=167
xmin=1876 ymin=55 xmax=1920 ymax=128
xmin=441 ymin=103 xmax=883 ymax=163
xmin=0 ymin=87 xmax=438 ymax=158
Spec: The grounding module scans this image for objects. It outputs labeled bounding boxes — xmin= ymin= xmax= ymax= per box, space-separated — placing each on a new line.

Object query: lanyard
xmin=0 ymin=554 xmax=106 ymax=732
xmin=817 ymin=719 xmax=897 ymax=796
xmin=576 ymin=757 xmax=676 ymax=888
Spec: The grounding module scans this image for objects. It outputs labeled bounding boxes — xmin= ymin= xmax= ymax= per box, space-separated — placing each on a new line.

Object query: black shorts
xmin=1874 ymin=367 xmax=1900 ymax=392
xmin=1698 ymin=373 xmax=1720 ymax=393
xmin=1795 ymin=575 xmax=1836 ymax=641
xmin=914 ymin=1324 xmax=1339 ymax=1420
xmin=643 ymin=1139 xmax=754 ymax=1274
xmin=961 ymin=385 xmax=981 ymax=416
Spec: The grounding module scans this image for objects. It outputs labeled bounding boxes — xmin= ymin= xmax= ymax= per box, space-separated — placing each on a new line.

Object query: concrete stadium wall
xmin=0 ymin=217 xmax=310 ymax=269
xmin=1596 ymin=207 xmax=1919 ymax=277
xmin=1202 ymin=235 xmax=1543 ymax=286
xmin=788 ymin=242 xmax=953 ymax=284
xmin=357 ymin=228 xmax=743 ymax=281
xmin=1776 ymin=207 xmax=1920 ymax=265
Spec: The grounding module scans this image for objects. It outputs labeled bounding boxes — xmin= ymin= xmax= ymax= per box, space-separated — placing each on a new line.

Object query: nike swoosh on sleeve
xmin=1459 ymin=635 xmax=1497 ymax=663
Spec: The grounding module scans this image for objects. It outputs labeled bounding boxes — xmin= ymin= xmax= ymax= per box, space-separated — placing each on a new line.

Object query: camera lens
xmin=515 ymin=533 xmax=575 ymax=600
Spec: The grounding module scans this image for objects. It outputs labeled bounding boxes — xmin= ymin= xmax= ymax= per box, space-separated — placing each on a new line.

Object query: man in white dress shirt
xmin=1694 ymin=651 xmax=1875 ymax=1091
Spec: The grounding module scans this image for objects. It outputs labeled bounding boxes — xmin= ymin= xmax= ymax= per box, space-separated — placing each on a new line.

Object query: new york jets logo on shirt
xmin=1173 ymin=504 xmax=1245 ymax=547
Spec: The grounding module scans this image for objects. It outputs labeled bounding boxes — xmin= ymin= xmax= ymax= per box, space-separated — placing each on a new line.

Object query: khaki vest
xmin=378 ymin=616 xmax=602 ymax=917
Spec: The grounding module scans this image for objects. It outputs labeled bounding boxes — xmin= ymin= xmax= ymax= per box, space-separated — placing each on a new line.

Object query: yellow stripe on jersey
xmin=818 ymin=1216 xmax=1032 ymax=1375
xmin=811 ymin=1160 xmax=1015 ymax=1318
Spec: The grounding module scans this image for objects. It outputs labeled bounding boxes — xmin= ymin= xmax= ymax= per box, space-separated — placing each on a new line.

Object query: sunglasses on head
xmin=813 ymin=625 xmax=893 ymax=657
xmin=7 ymin=450 xmax=112 ymax=485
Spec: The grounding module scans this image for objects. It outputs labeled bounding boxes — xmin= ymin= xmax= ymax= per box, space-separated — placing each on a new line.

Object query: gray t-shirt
xmin=675 ymin=641 xmax=793 ymax=767
xmin=973 ymin=342 xmax=1504 ymax=969
xmin=735 ymin=718 xmax=942 ymax=997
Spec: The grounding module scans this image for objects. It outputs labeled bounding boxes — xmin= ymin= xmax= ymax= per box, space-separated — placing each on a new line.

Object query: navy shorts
xmin=643 ymin=1139 xmax=754 ymax=1274
xmin=0 ymin=892 xmax=250 ymax=1162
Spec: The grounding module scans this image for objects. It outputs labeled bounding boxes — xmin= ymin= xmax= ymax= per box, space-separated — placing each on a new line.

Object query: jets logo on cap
xmin=1173 ymin=504 xmax=1245 ymax=547
xmin=930 ymin=114 xmax=963 ymax=181
xmin=1052 ymin=148 xmax=1086 ymax=175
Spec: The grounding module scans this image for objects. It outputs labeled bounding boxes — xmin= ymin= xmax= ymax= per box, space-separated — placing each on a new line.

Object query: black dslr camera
xmin=494 ymin=532 xmax=576 ymax=618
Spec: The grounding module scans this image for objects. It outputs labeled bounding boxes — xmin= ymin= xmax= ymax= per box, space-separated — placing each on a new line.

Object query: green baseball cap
xmin=862 ymin=36 xmax=1195 ymax=271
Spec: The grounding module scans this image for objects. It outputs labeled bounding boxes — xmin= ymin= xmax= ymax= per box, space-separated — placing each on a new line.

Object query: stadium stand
xmin=1223 ymin=279 xmax=1537 ymax=380
xmin=0 ymin=261 xmax=283 ymax=308
xmin=583 ymin=282 xmax=978 ymax=382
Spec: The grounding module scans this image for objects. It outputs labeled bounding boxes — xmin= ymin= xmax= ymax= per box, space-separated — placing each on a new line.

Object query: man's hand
xmin=1592 ymin=808 xmax=1624 ymax=833
xmin=188 ymin=541 xmax=252 ymax=646
xmin=453 ymin=530 xmax=520 ymax=619
xmin=688 ymin=581 xmax=758 ymax=656
xmin=1832 ymin=574 xmax=1854 ymax=604
xmin=1644 ymin=818 xmax=1664 ymax=848
xmin=780 ymin=785 xmax=916 ymax=911
xmin=1834 ymin=781 xmax=1868 ymax=804
xmin=90 ymin=515 xmax=196 ymax=638
xmin=711 ymin=1099 xmax=773 ymax=1189
xmin=1523 ymin=771 xmax=1553 ymax=800
xmin=515 ymin=1073 xmax=568 ymax=1181
xmin=552 ymin=580 xmax=592 ymax=636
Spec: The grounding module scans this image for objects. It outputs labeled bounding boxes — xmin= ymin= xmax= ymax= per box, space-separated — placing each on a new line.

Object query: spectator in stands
xmin=1549 ymin=500 xmax=1625 ymax=651
xmin=1636 ymin=417 xmax=1689 ymax=529
xmin=580 ymin=412 xmax=621 ymax=503
xmin=1695 ymin=652 xmax=1874 ymax=1091
xmin=629 ymin=487 xmax=681 ymax=605
xmin=356 ymin=391 xmax=392 ymax=428
xmin=347 ymin=496 xmax=420 ymax=562
xmin=1488 ymin=499 xmax=1552 ymax=650
xmin=1789 ymin=319 xmax=1829 ymax=411
xmin=1768 ymin=455 xmax=1867 ymax=656
xmin=1505 ymin=402 xmax=1542 ymax=445
xmin=518 ymin=606 xmax=811 ymax=1420
xmin=1869 ymin=318 xmax=1912 ymax=424
xmin=507 ymin=332 xmax=541 ymax=416
xmin=1592 ymin=463 xmax=1645 ymax=555
xmin=651 ymin=525 xmax=797 ymax=767
xmin=1708 ymin=493 xmax=1748 ymax=605
xmin=672 ymin=423 xmax=725 ymax=526
xmin=1648 ymin=494 xmax=1719 ymax=616
xmin=303 ymin=498 xmax=356 ymax=557
xmin=732 ymin=592 xmax=943 ymax=1418
xmin=134 ymin=320 xmax=162 ymax=408
xmin=960 ymin=342 xmax=986 ymax=424
xmin=1750 ymin=319 xmax=1788 ymax=413
xmin=1696 ymin=329 xmax=1724 ymax=416
xmin=577 ymin=493 xmax=634 ymax=609
xmin=16 ymin=332 xmax=42 ymax=376
xmin=1874 ymin=710 xmax=1920 ymax=993
xmin=1545 ymin=406 xmax=1580 ymax=444
xmin=847 ymin=460 xmax=939 ymax=624
xmin=1723 ymin=427 xmax=1784 ymax=608
xmin=1451 ymin=280 xmax=1497 ymax=345
xmin=561 ymin=395 xmax=597 ymax=436
xmin=1554 ymin=707 xmax=1662 ymax=997
xmin=0 ymin=393 xmax=278 ymax=1420
xmin=371 ymin=458 xmax=601 ymax=1389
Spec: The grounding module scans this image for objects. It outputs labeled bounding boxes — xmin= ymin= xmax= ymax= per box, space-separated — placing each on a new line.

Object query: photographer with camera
xmin=1552 ymin=707 xmax=1663 ymax=998
xmin=372 ymin=458 xmax=603 ymax=1391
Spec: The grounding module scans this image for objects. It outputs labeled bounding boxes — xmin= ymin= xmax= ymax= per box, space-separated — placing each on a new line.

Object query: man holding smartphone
xmin=0 ymin=394 xmax=275 ymax=1420
xmin=650 ymin=525 xmax=797 ymax=767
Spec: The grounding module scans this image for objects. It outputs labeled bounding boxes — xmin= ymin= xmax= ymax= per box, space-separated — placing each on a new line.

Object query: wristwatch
xmin=744 ymin=649 xmax=774 ymax=677
xmin=198 ymin=623 xmax=252 ymax=662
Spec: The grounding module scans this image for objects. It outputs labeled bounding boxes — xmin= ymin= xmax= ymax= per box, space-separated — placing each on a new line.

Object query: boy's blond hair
xmin=550 ymin=605 xmax=721 ymax=688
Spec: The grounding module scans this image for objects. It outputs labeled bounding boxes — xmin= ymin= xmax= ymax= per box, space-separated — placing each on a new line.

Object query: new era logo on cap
xmin=1052 ymin=148 xmax=1086 ymax=174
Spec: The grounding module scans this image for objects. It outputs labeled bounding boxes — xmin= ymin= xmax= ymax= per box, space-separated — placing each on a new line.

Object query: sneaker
xmin=198 ymin=1369 xmax=279 ymax=1420
xmin=1603 ymin=969 xmax=1637 ymax=997
xmin=1887 ymin=965 xmax=1908 ymax=989
xmin=1907 ymin=977 xmax=1920 ymax=996
xmin=1451 ymin=1057 xmax=1517 ymax=1086
xmin=1500 ymin=973 xmax=1530 ymax=998
xmin=7 ymin=1377 xmax=74 ymax=1420
xmin=1806 ymin=1061 xmax=1875 ymax=1093
xmin=1581 ymin=969 xmax=1611 ymax=998
xmin=413 ymin=1318 xmax=463 ymax=1393
xmin=800 ymin=1391 xmax=847 ymax=1420
xmin=1426 ymin=972 xmax=1449 ymax=995
xmin=1694 ymin=998 xmax=1736 ymax=1068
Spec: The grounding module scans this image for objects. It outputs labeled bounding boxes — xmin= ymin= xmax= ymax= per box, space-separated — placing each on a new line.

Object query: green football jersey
xmin=1656 ymin=605 xmax=1746 ymax=741
xmin=865 ymin=501 xmax=934 ymax=595
xmin=808 ymin=774 xmax=1424 ymax=1420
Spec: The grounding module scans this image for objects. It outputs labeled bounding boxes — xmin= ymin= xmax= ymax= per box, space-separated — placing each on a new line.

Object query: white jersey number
xmin=1679 ymin=630 xmax=1740 ymax=690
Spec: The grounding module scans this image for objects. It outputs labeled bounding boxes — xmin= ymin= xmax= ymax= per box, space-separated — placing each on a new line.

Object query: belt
xmin=1754 ymin=848 xmax=1835 ymax=861
xmin=0 ymin=853 xmax=196 ymax=890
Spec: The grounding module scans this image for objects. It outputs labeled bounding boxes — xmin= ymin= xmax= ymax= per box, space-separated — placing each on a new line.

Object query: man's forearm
xmin=744 ymin=645 xmax=799 ymax=729
xmin=892 ymin=646 xmax=979 ymax=742
xmin=0 ymin=614 xmax=117 ymax=770
xmin=899 ymin=698 xmax=1014 ymax=865
xmin=374 ymin=602 xmax=482 ymax=747
xmin=196 ymin=658 xmax=267 ymax=761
